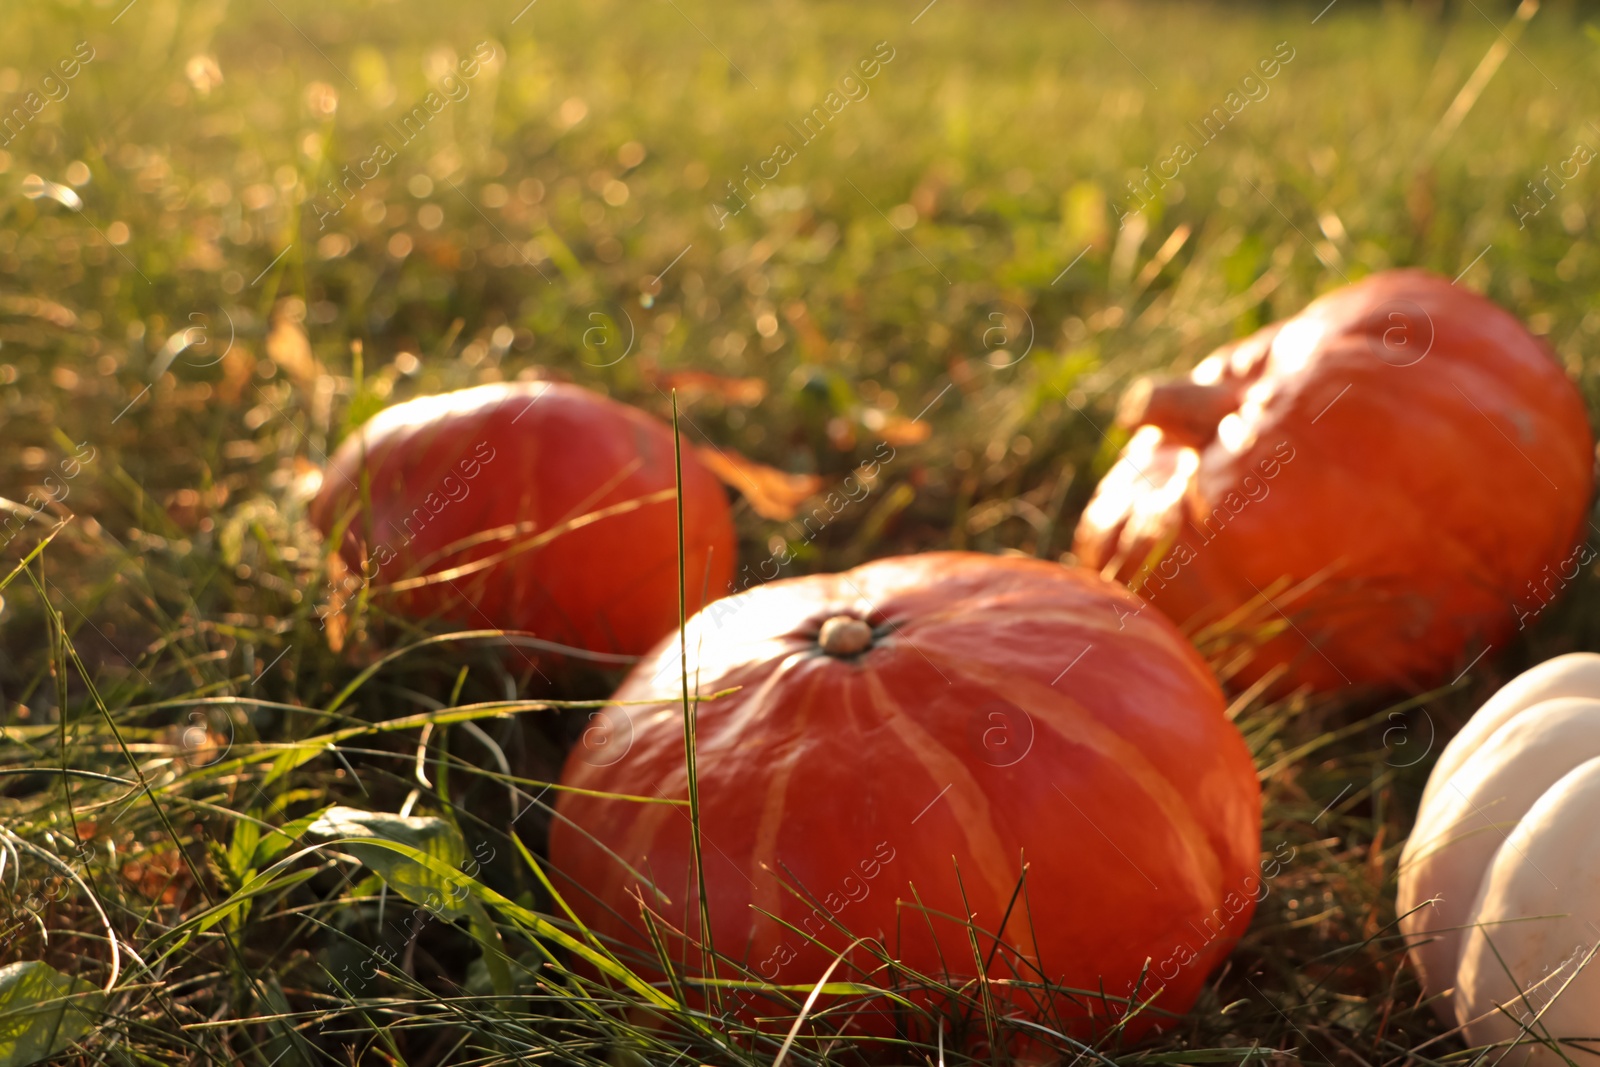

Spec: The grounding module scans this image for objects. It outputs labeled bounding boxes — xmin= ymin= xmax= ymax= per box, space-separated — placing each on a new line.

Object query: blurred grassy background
xmin=4 ymin=0 xmax=1600 ymax=1062
xmin=5 ymin=0 xmax=1600 ymax=582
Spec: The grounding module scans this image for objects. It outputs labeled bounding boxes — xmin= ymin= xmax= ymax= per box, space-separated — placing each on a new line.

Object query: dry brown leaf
xmin=265 ymin=306 xmax=319 ymax=388
xmin=322 ymin=549 xmax=352 ymax=653
xmin=782 ymin=300 xmax=832 ymax=360
xmin=164 ymin=488 xmax=204 ymax=530
xmin=657 ymin=369 xmax=767 ymax=406
xmin=865 ymin=411 xmax=933 ymax=446
xmin=217 ymin=342 xmax=255 ymax=405
xmin=827 ymin=416 xmax=857 ymax=452
xmin=696 ymin=445 xmax=823 ymax=521
xmin=121 ymin=848 xmax=194 ymax=906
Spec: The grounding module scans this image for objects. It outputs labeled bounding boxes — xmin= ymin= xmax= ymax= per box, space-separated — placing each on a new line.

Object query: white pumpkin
xmin=1400 ymin=653 xmax=1600 ymax=1065
xmin=1421 ymin=653 xmax=1600 ymax=809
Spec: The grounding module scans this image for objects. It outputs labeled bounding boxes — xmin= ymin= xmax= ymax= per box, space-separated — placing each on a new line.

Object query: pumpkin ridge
xmin=920 ymin=646 xmax=1224 ymax=906
xmin=905 ymin=591 xmax=1225 ymax=716
xmin=909 ymin=596 xmax=1123 ymax=640
xmin=587 ymin=652 xmax=823 ymax=934
xmin=610 ymin=782 xmax=686 ymax=924
xmin=748 ymin=665 xmax=829 ymax=947
xmin=717 ymin=647 xmax=818 ymax=738
xmin=859 ymin=669 xmax=1028 ymax=948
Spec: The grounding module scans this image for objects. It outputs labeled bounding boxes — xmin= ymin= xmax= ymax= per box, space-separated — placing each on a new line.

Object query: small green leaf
xmin=253 ymin=806 xmax=332 ymax=868
xmin=340 ymin=385 xmax=388 ymax=442
xmin=225 ymin=818 xmax=260 ymax=881
xmin=0 ymin=961 xmax=105 ymax=1067
xmin=264 ymin=742 xmax=323 ymax=786
xmin=305 ymin=809 xmax=514 ymax=997
xmin=192 ymin=867 xmax=320 ymax=936
xmin=307 ymin=806 xmax=472 ymax=920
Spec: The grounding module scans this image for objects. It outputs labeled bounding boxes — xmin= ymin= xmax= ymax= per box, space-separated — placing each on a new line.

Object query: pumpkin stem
xmin=818 ymin=616 xmax=873 ymax=656
xmin=1117 ymin=376 xmax=1243 ymax=447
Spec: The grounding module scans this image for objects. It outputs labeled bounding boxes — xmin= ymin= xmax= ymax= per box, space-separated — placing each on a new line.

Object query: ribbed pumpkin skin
xmin=1398 ymin=656 xmax=1600 ymax=1058
xmin=310 ymin=381 xmax=735 ymax=657
xmin=1073 ymin=270 xmax=1594 ymax=693
xmin=1398 ymin=695 xmax=1600 ymax=1023
xmin=550 ymin=552 xmax=1261 ymax=1040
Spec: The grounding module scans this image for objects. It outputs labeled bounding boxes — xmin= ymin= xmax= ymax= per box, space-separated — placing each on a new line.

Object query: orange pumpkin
xmin=1073 ymin=270 xmax=1594 ymax=693
xmin=549 ymin=552 xmax=1261 ymax=1043
xmin=310 ymin=381 xmax=736 ymax=657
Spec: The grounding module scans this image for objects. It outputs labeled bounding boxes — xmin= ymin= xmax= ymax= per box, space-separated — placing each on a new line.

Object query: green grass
xmin=3 ymin=0 xmax=1600 ymax=1062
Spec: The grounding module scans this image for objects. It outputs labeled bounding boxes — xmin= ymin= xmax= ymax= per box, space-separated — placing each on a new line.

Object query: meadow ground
xmin=3 ymin=0 xmax=1600 ymax=1062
